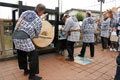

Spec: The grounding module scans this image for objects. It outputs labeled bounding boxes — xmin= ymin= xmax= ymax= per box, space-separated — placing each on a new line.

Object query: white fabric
xmin=13 ymin=10 xmax=42 ymax=52
xmin=63 ymin=16 xmax=80 ymax=42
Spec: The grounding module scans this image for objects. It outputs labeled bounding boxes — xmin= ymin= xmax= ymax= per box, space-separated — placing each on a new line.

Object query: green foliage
xmin=75 ymin=12 xmax=85 ymax=21
xmin=4 ymin=22 xmax=9 ymax=30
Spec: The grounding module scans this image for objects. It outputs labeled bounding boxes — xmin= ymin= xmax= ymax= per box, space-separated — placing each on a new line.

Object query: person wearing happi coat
xmin=99 ymin=12 xmax=110 ymax=51
xmin=12 ymin=4 xmax=46 ymax=80
xmin=78 ymin=11 xmax=95 ymax=58
xmin=62 ymin=14 xmax=80 ymax=61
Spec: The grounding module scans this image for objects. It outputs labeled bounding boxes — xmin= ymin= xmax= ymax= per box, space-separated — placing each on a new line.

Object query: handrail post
xmin=0 ymin=20 xmax=6 ymax=56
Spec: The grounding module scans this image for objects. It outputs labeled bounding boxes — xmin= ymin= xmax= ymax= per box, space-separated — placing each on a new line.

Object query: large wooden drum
xmin=32 ymin=20 xmax=54 ymax=47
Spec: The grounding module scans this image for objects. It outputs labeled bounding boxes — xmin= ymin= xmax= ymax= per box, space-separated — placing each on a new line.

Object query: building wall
xmin=66 ymin=10 xmax=100 ymax=19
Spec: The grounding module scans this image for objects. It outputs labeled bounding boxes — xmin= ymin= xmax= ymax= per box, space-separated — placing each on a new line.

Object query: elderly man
xmin=78 ymin=11 xmax=95 ymax=58
xmin=99 ymin=12 xmax=110 ymax=51
xmin=62 ymin=14 xmax=80 ymax=61
xmin=12 ymin=4 xmax=46 ymax=80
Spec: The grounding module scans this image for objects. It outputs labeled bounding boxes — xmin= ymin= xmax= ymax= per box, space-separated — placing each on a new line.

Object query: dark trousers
xmin=17 ymin=50 xmax=39 ymax=75
xmin=79 ymin=43 xmax=94 ymax=57
xmin=114 ymin=66 xmax=120 ymax=80
xmin=101 ymin=37 xmax=108 ymax=49
xmin=115 ymin=53 xmax=120 ymax=80
xmin=95 ymin=33 xmax=99 ymax=44
xmin=66 ymin=41 xmax=75 ymax=59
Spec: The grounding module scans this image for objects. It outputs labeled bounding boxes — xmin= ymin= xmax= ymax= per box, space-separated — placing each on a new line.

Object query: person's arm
xmin=97 ymin=22 xmax=101 ymax=31
xmin=63 ymin=19 xmax=72 ymax=32
xmin=80 ymin=19 xmax=86 ymax=33
xmin=63 ymin=19 xmax=73 ymax=36
xmin=102 ymin=19 xmax=110 ymax=27
xmin=34 ymin=18 xmax=42 ymax=37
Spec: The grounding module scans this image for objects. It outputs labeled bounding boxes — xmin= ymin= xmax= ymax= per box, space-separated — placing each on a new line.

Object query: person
xmin=113 ymin=7 xmax=120 ymax=80
xmin=62 ymin=14 xmax=80 ymax=61
xmin=94 ymin=18 xmax=100 ymax=45
xmin=12 ymin=4 xmax=46 ymax=80
xmin=107 ymin=10 xmax=118 ymax=52
xmin=99 ymin=12 xmax=110 ymax=51
xmin=78 ymin=11 xmax=95 ymax=58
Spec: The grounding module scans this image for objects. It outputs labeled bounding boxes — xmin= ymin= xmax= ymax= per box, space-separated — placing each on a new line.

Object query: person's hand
xmin=67 ymin=31 xmax=71 ymax=36
xmin=97 ymin=27 xmax=101 ymax=31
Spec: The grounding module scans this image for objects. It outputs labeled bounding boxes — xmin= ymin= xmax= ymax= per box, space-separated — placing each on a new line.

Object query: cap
xmin=86 ymin=11 xmax=92 ymax=15
xmin=62 ymin=14 xmax=69 ymax=20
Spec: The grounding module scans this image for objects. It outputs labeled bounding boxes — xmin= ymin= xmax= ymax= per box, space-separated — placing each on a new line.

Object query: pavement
xmin=0 ymin=44 xmax=118 ymax=80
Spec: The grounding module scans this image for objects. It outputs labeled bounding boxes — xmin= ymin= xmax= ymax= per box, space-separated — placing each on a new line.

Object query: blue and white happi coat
xmin=63 ymin=16 xmax=80 ymax=42
xmin=81 ymin=17 xmax=95 ymax=43
xmin=115 ymin=11 xmax=120 ymax=46
xmin=100 ymin=18 xmax=110 ymax=38
xmin=13 ymin=10 xmax=42 ymax=52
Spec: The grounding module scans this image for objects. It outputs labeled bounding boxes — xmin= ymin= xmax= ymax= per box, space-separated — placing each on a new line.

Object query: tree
xmin=75 ymin=12 xmax=85 ymax=21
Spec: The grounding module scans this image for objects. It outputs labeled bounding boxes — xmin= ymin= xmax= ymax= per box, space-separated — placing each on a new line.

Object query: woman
xmin=107 ymin=10 xmax=118 ymax=52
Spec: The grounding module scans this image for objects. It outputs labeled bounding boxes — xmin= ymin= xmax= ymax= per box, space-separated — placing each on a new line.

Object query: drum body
xmin=32 ymin=20 xmax=54 ymax=47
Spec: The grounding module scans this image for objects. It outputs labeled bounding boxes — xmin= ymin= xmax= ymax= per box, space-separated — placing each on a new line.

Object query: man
xmin=94 ymin=18 xmax=100 ymax=45
xmin=12 ymin=4 xmax=46 ymax=80
xmin=62 ymin=14 xmax=80 ymax=61
xmin=100 ymin=12 xmax=110 ymax=51
xmin=78 ymin=11 xmax=95 ymax=58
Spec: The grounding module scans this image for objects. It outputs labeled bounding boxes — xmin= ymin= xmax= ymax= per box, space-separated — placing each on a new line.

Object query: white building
xmin=64 ymin=8 xmax=103 ymax=18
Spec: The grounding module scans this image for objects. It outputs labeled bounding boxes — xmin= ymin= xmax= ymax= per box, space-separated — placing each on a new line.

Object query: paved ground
xmin=0 ymin=44 xmax=118 ymax=80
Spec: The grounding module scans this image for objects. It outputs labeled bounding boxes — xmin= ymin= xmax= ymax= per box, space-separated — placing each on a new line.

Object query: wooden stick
xmin=41 ymin=13 xmax=48 ymax=20
xmin=0 ymin=20 xmax=6 ymax=56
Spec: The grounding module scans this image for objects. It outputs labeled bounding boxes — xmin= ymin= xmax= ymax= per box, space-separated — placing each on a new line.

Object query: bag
xmin=110 ymin=31 xmax=118 ymax=42
xmin=12 ymin=17 xmax=30 ymax=39
xmin=12 ymin=30 xmax=30 ymax=39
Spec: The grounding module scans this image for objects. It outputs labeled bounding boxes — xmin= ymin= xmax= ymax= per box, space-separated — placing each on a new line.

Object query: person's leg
xmin=114 ymin=53 xmax=120 ymax=80
xmin=71 ymin=42 xmax=75 ymax=59
xmin=108 ymin=38 xmax=111 ymax=47
xmin=78 ymin=43 xmax=87 ymax=57
xmin=28 ymin=50 xmax=39 ymax=75
xmin=110 ymin=41 xmax=113 ymax=51
xmin=95 ymin=34 xmax=98 ymax=44
xmin=104 ymin=37 xmax=108 ymax=49
xmin=66 ymin=41 xmax=74 ymax=61
xmin=114 ymin=66 xmax=120 ymax=80
xmin=95 ymin=34 xmax=97 ymax=44
xmin=101 ymin=37 xmax=104 ymax=49
xmin=114 ymin=43 xmax=118 ymax=49
xmin=17 ymin=50 xmax=29 ymax=75
xmin=89 ymin=43 xmax=94 ymax=57
xmin=28 ymin=50 xmax=41 ymax=80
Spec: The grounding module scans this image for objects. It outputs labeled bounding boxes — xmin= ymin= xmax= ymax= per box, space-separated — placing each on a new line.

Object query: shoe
xmin=113 ymin=48 xmax=117 ymax=52
xmin=78 ymin=54 xmax=84 ymax=57
xmin=65 ymin=58 xmax=74 ymax=61
xmin=29 ymin=76 xmax=42 ymax=80
xmin=118 ymin=48 xmax=120 ymax=52
xmin=24 ymin=70 xmax=30 ymax=75
xmin=110 ymin=48 xmax=113 ymax=51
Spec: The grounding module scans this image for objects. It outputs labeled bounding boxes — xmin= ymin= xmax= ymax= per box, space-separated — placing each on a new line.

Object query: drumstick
xmin=117 ymin=6 xmax=120 ymax=9
xmin=41 ymin=13 xmax=48 ymax=20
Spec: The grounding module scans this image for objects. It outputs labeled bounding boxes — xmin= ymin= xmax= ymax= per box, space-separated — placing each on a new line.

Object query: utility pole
xmin=61 ymin=0 xmax=62 ymax=14
xmin=98 ymin=0 xmax=105 ymax=18
xmin=58 ymin=0 xmax=60 ymax=9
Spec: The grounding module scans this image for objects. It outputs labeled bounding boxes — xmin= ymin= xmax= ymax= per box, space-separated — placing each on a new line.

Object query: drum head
xmin=32 ymin=21 xmax=54 ymax=47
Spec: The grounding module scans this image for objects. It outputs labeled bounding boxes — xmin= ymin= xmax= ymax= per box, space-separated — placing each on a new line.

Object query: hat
xmin=62 ymin=14 xmax=69 ymax=20
xmin=86 ymin=11 xmax=92 ymax=15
